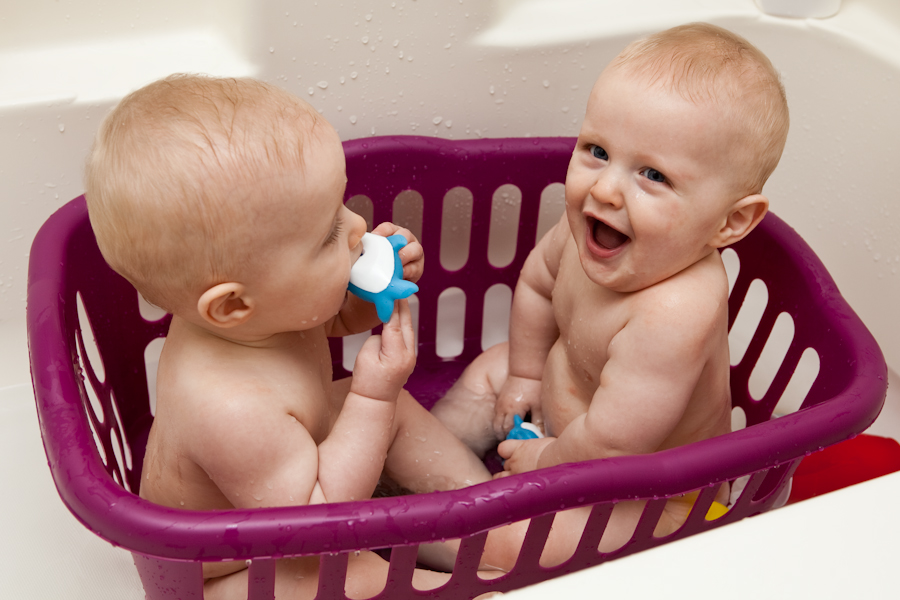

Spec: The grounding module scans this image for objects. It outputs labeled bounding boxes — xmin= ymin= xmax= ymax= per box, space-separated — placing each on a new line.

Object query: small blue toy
xmin=348 ymin=233 xmax=419 ymax=323
xmin=506 ymin=414 xmax=544 ymax=440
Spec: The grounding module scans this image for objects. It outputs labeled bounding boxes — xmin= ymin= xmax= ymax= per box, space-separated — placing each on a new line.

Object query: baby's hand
xmin=350 ymin=299 xmax=417 ymax=402
xmin=494 ymin=436 xmax=556 ymax=478
xmin=372 ymin=222 xmax=424 ymax=284
xmin=493 ymin=375 xmax=543 ymax=439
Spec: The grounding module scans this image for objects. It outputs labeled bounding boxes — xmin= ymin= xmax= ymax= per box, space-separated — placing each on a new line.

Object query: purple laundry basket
xmin=28 ymin=136 xmax=887 ymax=599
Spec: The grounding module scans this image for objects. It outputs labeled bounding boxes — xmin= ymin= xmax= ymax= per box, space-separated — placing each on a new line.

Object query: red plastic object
xmin=787 ymin=434 xmax=900 ymax=504
xmin=28 ymin=136 xmax=887 ymax=599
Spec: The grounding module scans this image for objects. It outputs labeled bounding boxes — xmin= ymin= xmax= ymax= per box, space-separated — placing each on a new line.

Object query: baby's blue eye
xmin=589 ymin=145 xmax=608 ymax=161
xmin=642 ymin=168 xmax=666 ymax=183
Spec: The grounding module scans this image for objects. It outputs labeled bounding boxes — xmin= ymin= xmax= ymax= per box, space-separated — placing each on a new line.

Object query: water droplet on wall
xmin=350 ymin=115 xmax=358 ymax=124
xmin=317 ymin=80 xmax=328 ymax=89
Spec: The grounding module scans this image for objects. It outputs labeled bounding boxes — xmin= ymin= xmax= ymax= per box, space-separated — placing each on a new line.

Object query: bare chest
xmin=543 ymin=248 xmax=631 ymax=433
xmin=552 ymin=247 xmax=632 ymax=378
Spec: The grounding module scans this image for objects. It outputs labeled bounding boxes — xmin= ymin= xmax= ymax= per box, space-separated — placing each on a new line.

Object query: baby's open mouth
xmin=591 ymin=218 xmax=630 ymax=250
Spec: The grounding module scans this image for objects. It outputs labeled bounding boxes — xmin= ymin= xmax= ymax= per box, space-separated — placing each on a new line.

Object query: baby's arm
xmin=328 ymin=223 xmax=424 ymax=337
xmin=316 ymin=300 xmax=417 ymax=501
xmin=492 ymin=215 xmax=567 ymax=437
xmin=500 ymin=288 xmax=718 ymax=474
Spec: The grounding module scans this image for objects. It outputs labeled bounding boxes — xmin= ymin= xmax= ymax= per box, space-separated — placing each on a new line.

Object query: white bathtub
xmin=2 ymin=1 xmax=898 ymax=598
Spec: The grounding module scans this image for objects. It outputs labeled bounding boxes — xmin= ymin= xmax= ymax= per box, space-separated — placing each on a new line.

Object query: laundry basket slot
xmin=28 ymin=136 xmax=887 ymax=600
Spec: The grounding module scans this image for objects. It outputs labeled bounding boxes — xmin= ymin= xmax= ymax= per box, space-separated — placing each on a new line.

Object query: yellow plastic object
xmin=706 ymin=501 xmax=729 ymax=521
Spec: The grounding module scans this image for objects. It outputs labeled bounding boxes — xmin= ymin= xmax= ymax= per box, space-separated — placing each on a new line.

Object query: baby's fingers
xmin=382 ymin=299 xmax=415 ymax=351
xmin=372 ymin=222 xmax=418 ymax=243
xmin=398 ymin=241 xmax=424 ymax=277
xmin=371 ymin=221 xmax=401 ymax=238
xmin=492 ymin=411 xmax=516 ymax=440
xmin=396 ymin=298 xmax=415 ymax=350
xmin=497 ymin=439 xmax=521 ymax=460
xmin=371 ymin=222 xmax=424 ymax=283
xmin=529 ymin=405 xmax=545 ymax=435
xmin=378 ymin=303 xmax=416 ymax=383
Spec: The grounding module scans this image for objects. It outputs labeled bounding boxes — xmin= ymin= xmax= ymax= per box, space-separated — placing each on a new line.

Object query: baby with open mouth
xmin=589 ymin=216 xmax=630 ymax=254
xmin=428 ymin=21 xmax=790 ymax=571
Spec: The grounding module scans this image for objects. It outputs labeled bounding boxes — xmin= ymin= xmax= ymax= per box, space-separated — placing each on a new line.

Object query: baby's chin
xmin=576 ymin=251 xmax=672 ymax=294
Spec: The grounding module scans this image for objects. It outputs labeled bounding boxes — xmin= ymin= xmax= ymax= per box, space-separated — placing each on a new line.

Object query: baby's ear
xmin=711 ymin=194 xmax=769 ymax=248
xmin=197 ymin=282 xmax=254 ymax=328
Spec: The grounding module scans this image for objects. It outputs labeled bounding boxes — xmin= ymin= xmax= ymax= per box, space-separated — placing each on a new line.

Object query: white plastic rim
xmin=755 ymin=0 xmax=841 ymax=18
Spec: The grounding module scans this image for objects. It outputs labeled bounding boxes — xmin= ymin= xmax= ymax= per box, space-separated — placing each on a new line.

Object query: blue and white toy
xmin=348 ymin=233 xmax=419 ymax=323
xmin=506 ymin=414 xmax=544 ymax=440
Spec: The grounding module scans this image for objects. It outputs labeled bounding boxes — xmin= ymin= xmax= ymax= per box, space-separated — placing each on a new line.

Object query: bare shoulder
xmin=521 ymin=212 xmax=572 ymax=290
xmin=157 ymin=339 xmax=293 ymax=456
xmin=627 ymin=252 xmax=729 ymax=341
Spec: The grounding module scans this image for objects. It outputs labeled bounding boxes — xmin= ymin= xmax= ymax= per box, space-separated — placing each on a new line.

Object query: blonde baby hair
xmin=85 ymin=74 xmax=324 ymax=313
xmin=613 ymin=22 xmax=789 ymax=195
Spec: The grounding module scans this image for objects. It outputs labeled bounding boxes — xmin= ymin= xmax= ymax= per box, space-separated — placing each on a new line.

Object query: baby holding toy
xmin=430 ymin=22 xmax=789 ymax=570
xmin=84 ymin=74 xmax=493 ymax=598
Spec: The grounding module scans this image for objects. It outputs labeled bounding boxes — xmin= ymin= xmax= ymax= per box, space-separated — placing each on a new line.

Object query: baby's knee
xmin=477 ymin=342 xmax=510 ymax=391
xmin=455 ymin=342 xmax=510 ymax=398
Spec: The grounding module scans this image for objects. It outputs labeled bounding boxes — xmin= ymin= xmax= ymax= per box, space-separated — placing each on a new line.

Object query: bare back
xmin=140 ymin=316 xmax=338 ymax=512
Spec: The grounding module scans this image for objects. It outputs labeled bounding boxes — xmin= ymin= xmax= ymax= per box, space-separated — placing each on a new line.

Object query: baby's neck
xmin=169 ymin=314 xmax=305 ymax=350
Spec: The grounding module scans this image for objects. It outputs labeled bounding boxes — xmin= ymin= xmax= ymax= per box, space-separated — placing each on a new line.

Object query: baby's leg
xmin=385 ymin=389 xmax=492 ymax=494
xmin=327 ymin=377 xmax=487 ymax=494
xmin=204 ymin=552 xmax=451 ymax=600
xmin=430 ymin=342 xmax=510 ymax=457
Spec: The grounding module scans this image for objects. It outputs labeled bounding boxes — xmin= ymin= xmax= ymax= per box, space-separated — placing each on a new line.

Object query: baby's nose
xmin=590 ymin=169 xmax=625 ymax=208
xmin=346 ymin=208 xmax=368 ymax=249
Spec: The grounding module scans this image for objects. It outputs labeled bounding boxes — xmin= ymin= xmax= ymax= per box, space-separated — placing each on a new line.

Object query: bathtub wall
xmin=2 ymin=0 xmax=899 ymax=373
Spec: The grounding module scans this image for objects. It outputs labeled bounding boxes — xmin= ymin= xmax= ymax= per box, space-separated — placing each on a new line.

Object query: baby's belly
xmin=541 ymin=343 xmax=594 ymax=438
